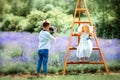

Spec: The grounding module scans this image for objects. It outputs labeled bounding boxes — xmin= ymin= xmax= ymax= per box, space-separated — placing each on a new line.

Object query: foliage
xmin=0 ymin=62 xmax=27 ymax=75
xmin=0 ymin=14 xmax=24 ymax=31
xmin=46 ymin=10 xmax=73 ymax=33
xmin=0 ymin=9 xmax=73 ymax=33
xmin=4 ymin=44 xmax=23 ymax=58
xmin=42 ymin=4 xmax=55 ymax=12
xmin=94 ymin=0 xmax=120 ymax=39
xmin=0 ymin=0 xmax=5 ymax=15
xmin=0 ymin=0 xmax=119 ymax=38
xmin=9 ymin=0 xmax=32 ymax=16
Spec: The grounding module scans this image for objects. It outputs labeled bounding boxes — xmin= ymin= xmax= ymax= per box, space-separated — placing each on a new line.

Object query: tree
xmin=10 ymin=0 xmax=32 ymax=16
xmin=95 ymin=0 xmax=120 ymax=38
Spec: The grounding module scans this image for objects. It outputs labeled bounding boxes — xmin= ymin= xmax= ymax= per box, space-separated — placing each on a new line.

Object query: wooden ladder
xmin=63 ymin=0 xmax=109 ymax=75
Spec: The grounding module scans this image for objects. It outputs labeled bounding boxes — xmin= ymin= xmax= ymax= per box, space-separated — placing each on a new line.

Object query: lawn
xmin=0 ymin=74 xmax=120 ymax=80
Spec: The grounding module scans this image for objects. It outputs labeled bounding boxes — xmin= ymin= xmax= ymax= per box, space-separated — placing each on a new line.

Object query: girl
xmin=76 ymin=24 xmax=93 ymax=61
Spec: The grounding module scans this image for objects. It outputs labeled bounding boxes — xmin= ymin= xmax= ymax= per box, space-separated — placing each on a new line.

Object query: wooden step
xmin=72 ymin=33 xmax=80 ymax=36
xmin=69 ymin=47 xmax=99 ymax=50
xmin=67 ymin=61 xmax=104 ymax=64
xmin=93 ymin=47 xmax=100 ymax=50
xmin=76 ymin=8 xmax=86 ymax=12
xmin=74 ymin=21 xmax=91 ymax=24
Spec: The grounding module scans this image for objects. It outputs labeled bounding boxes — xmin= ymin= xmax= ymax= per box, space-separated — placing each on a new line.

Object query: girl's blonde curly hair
xmin=78 ymin=24 xmax=94 ymax=35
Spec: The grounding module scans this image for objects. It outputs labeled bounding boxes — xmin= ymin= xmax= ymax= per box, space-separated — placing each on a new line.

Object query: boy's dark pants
xmin=36 ymin=49 xmax=48 ymax=74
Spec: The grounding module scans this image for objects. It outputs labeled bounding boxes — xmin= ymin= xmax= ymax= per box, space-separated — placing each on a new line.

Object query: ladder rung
xmin=74 ymin=21 xmax=91 ymax=24
xmin=76 ymin=8 xmax=86 ymax=12
xmin=72 ymin=33 xmax=80 ymax=36
xmin=69 ymin=47 xmax=76 ymax=50
xmin=69 ymin=47 xmax=99 ymax=50
xmin=93 ymin=47 xmax=100 ymax=50
xmin=67 ymin=61 xmax=104 ymax=64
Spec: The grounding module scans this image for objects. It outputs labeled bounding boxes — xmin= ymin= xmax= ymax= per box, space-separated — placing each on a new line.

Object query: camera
xmin=49 ymin=26 xmax=54 ymax=34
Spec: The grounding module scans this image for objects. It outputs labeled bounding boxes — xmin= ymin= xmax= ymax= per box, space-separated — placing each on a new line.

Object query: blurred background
xmin=0 ymin=0 xmax=120 ymax=75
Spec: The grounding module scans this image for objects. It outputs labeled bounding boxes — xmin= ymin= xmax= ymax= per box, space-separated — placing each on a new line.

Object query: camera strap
xmin=43 ymin=30 xmax=46 ymax=31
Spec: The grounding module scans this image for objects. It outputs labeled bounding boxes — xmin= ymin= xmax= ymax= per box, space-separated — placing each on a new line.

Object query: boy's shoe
xmin=34 ymin=72 xmax=39 ymax=77
xmin=44 ymin=74 xmax=47 ymax=77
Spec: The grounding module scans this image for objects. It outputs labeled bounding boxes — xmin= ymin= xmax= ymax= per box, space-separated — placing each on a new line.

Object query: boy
xmin=35 ymin=21 xmax=57 ymax=76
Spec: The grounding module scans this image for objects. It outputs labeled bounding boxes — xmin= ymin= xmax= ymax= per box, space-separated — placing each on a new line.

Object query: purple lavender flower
xmin=0 ymin=32 xmax=120 ymax=66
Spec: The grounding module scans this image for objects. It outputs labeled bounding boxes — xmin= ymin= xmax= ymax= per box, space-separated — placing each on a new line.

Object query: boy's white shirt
xmin=38 ymin=30 xmax=56 ymax=50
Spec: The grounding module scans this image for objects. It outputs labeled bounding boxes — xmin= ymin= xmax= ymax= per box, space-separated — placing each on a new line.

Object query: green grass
xmin=0 ymin=74 xmax=120 ymax=80
xmin=1 ymin=62 xmax=120 ymax=75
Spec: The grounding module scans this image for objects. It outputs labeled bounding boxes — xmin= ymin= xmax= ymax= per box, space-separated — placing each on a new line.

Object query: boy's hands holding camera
xmin=49 ymin=26 xmax=57 ymax=37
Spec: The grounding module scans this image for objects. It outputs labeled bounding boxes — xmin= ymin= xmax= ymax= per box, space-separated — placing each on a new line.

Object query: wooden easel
xmin=63 ymin=0 xmax=109 ymax=75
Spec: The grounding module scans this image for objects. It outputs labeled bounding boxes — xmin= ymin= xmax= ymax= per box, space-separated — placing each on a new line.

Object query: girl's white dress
xmin=76 ymin=32 xmax=93 ymax=58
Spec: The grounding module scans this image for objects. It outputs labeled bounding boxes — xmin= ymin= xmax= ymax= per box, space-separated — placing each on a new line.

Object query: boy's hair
xmin=43 ymin=21 xmax=50 ymax=28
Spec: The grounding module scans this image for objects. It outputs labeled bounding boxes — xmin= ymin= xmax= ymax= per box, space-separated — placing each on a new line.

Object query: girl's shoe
xmin=79 ymin=60 xmax=83 ymax=62
xmin=84 ymin=59 xmax=89 ymax=62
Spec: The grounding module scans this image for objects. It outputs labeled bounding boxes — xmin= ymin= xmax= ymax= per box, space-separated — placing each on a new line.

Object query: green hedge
xmin=0 ymin=62 xmax=120 ymax=75
xmin=0 ymin=9 xmax=72 ymax=33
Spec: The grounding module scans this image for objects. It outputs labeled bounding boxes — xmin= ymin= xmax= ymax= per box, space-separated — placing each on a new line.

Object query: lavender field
xmin=0 ymin=32 xmax=120 ymax=74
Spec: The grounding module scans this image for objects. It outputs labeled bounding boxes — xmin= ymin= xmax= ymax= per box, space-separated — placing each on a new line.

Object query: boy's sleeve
xmin=48 ymin=33 xmax=56 ymax=42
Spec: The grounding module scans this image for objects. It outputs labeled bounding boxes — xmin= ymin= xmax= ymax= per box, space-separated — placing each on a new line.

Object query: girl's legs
xmin=80 ymin=57 xmax=84 ymax=61
xmin=80 ymin=57 xmax=89 ymax=62
xmin=85 ymin=57 xmax=89 ymax=61
xmin=79 ymin=49 xmax=84 ymax=61
xmin=84 ymin=49 xmax=90 ymax=61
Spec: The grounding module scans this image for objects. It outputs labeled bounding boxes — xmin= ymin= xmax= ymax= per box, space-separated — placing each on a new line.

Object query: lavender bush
xmin=0 ymin=32 xmax=120 ymax=74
